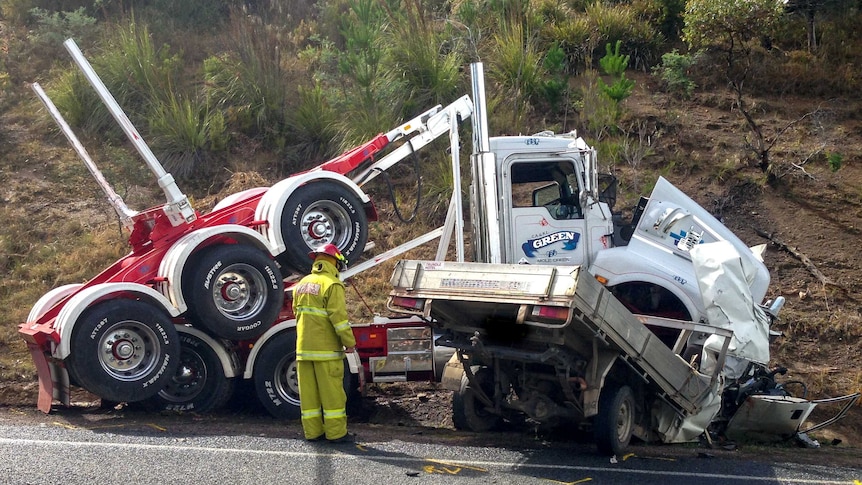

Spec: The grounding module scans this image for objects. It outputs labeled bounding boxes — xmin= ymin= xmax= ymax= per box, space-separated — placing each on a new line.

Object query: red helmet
xmin=308 ymin=243 xmax=347 ymax=271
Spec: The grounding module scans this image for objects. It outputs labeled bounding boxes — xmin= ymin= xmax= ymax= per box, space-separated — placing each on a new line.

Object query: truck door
xmin=502 ymin=158 xmax=587 ymax=266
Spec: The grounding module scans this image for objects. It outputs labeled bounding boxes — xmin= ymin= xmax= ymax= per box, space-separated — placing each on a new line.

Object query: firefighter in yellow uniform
xmin=293 ymin=243 xmax=357 ymax=443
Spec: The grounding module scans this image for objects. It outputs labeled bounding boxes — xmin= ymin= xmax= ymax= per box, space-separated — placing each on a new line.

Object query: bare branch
xmin=789 ymin=162 xmax=816 ymax=179
xmin=755 ymin=228 xmax=840 ymax=290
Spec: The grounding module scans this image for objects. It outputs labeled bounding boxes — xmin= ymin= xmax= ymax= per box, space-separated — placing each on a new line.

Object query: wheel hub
xmin=100 ymin=328 xmax=150 ymax=374
xmin=299 ymin=200 xmax=352 ymax=251
xmin=211 ymin=263 xmax=266 ymax=320
xmin=159 ymin=350 xmax=206 ymax=402
xmin=617 ymin=400 xmax=633 ymax=440
xmin=304 ymin=213 xmax=333 ymax=242
xmin=174 ymin=365 xmax=195 ymax=385
xmin=215 ymin=273 xmax=250 ymax=311
xmin=275 ymin=358 xmax=300 ymax=405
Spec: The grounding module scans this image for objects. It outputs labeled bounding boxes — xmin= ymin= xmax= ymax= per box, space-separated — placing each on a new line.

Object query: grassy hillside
xmin=1 ymin=0 xmax=861 ymax=444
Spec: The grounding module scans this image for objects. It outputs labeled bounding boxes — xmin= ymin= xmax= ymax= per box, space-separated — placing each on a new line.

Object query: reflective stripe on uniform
xmin=333 ymin=320 xmax=350 ymax=332
xmin=302 ymin=408 xmax=322 ymax=419
xmin=297 ymin=350 xmax=344 ymax=360
xmin=323 ymin=408 xmax=347 ymax=419
xmin=295 ymin=306 xmax=328 ymax=317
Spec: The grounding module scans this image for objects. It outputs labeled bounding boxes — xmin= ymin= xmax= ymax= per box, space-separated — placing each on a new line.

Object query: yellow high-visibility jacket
xmin=293 ymin=258 xmax=356 ymax=361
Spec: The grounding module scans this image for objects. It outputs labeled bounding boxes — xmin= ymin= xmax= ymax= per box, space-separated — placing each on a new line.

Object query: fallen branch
xmin=754 ymin=228 xmax=842 ymax=290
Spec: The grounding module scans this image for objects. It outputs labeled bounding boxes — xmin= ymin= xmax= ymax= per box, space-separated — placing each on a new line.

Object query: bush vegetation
xmin=2 ymin=0 xmax=858 ymax=182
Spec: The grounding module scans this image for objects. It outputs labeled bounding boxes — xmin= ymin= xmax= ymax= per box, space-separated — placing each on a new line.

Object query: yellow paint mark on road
xmin=545 ymin=477 xmax=592 ymax=484
xmin=52 ymin=422 xmax=79 ymax=430
xmin=422 ymin=458 xmax=488 ymax=475
xmin=85 ymin=424 xmax=129 ymax=431
xmin=145 ymin=423 xmax=166 ymax=432
xmin=621 ymin=453 xmax=636 ymax=461
xmin=639 ymin=456 xmax=677 ymax=462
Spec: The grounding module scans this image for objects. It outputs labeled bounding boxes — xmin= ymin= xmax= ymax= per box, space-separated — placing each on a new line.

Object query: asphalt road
xmin=1 ymin=406 xmax=860 ymax=485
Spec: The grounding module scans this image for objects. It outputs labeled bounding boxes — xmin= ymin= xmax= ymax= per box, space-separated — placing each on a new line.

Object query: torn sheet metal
xmin=725 ymin=395 xmax=817 ymax=441
xmin=690 ymin=241 xmax=771 ymax=380
xmin=652 ymin=379 xmax=723 ymax=443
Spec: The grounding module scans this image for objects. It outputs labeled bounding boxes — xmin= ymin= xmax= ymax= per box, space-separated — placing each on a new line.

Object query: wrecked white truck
xmin=388 ymin=208 xmax=859 ymax=456
xmin=386 ymin=67 xmax=859 ymax=456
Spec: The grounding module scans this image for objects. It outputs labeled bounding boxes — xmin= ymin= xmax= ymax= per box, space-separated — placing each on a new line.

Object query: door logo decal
xmin=522 ymin=231 xmax=580 ymax=257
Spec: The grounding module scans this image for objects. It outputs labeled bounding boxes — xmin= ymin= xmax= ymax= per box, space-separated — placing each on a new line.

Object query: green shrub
xmin=148 ymin=90 xmax=228 ymax=179
xmin=332 ymin=0 xmax=403 ymax=143
xmin=585 ymin=1 xmax=660 ymax=69
xmin=540 ymin=42 xmax=568 ymax=112
xmin=283 ymin=83 xmax=340 ymax=172
xmin=142 ymin=0 xmax=230 ymax=32
xmin=49 ymin=69 xmax=113 ymax=136
xmin=545 ymin=15 xmax=591 ymax=73
xmin=653 ymin=49 xmax=697 ymax=97
xmin=576 ymin=70 xmax=619 ymax=141
xmin=488 ymin=20 xmax=544 ymax=130
xmin=630 ymin=0 xmax=685 ymax=42
xmin=543 ymin=1 xmax=660 ymax=74
xmin=1 ymin=0 xmax=46 ymax=23
xmin=827 ymin=152 xmax=842 ymax=172
xmin=383 ymin=1 xmax=464 ymax=115
xmin=29 ymin=7 xmax=97 ymax=47
xmin=202 ymin=12 xmax=292 ymax=149
xmin=452 ymin=0 xmax=482 ymax=31
xmin=50 ymin=21 xmax=180 ymax=136
xmin=598 ymin=41 xmax=634 ymax=103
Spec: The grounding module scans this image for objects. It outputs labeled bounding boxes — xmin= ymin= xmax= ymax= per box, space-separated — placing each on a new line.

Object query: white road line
xmin=0 ymin=437 xmax=853 ymax=484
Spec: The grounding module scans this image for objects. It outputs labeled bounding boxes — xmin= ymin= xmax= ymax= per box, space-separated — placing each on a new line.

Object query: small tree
xmin=577 ymin=42 xmax=635 ymax=142
xmin=683 ymin=0 xmax=783 ymax=172
xmin=598 ymin=40 xmax=635 ymax=104
xmin=653 ymin=50 xmax=698 ymax=98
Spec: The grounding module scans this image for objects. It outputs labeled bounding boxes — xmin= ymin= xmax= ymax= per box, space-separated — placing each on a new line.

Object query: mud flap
xmin=28 ymin=343 xmax=70 ymax=413
xmin=440 ymin=353 xmax=465 ymax=391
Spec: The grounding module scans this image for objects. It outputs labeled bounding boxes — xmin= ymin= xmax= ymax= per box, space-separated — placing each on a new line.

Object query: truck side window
xmin=510 ymin=161 xmax=582 ymax=219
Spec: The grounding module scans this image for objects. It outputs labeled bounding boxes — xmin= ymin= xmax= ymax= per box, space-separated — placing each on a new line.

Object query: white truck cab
xmin=493 ymin=134 xmax=613 ymax=268
xmin=487 ymin=130 xmax=770 ymax=328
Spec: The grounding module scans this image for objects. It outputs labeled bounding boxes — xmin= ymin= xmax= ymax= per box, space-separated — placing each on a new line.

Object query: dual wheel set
xmin=57 ymin=182 xmax=367 ymax=418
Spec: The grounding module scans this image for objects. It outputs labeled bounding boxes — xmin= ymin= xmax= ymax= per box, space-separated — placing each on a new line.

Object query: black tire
xmin=253 ymin=330 xmax=302 ymax=419
xmin=183 ymin=244 xmax=284 ymax=340
xmin=138 ymin=332 xmax=235 ymax=413
xmin=253 ymin=330 xmax=358 ymax=420
xmin=452 ymin=366 xmax=501 ymax=432
xmin=67 ymin=300 xmax=180 ymax=403
xmin=277 ymin=182 xmax=368 ymax=274
xmin=594 ymin=384 xmax=636 ymax=456
xmin=344 ymin=362 xmax=362 ymax=417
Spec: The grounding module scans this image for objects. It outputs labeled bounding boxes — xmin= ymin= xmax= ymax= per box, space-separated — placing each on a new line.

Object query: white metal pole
xmin=63 ymin=38 xmax=196 ymax=226
xmin=469 ymin=63 xmax=502 ymax=264
xmin=31 ymin=82 xmax=137 ymax=230
xmin=449 ymin=105 xmax=465 ymax=262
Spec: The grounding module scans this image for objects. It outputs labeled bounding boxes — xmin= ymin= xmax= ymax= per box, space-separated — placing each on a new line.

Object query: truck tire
xmin=67 ymin=299 xmax=180 ymax=403
xmin=452 ymin=366 xmax=501 ymax=432
xmin=277 ymin=182 xmax=368 ymax=274
xmin=594 ymin=384 xmax=636 ymax=456
xmin=253 ymin=330 xmax=358 ymax=420
xmin=138 ymin=332 xmax=235 ymax=413
xmin=253 ymin=330 xmax=302 ymax=419
xmin=183 ymin=244 xmax=284 ymax=340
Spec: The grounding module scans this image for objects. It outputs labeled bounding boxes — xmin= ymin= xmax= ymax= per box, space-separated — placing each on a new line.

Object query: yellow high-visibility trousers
xmin=297 ymin=359 xmax=348 ymax=440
